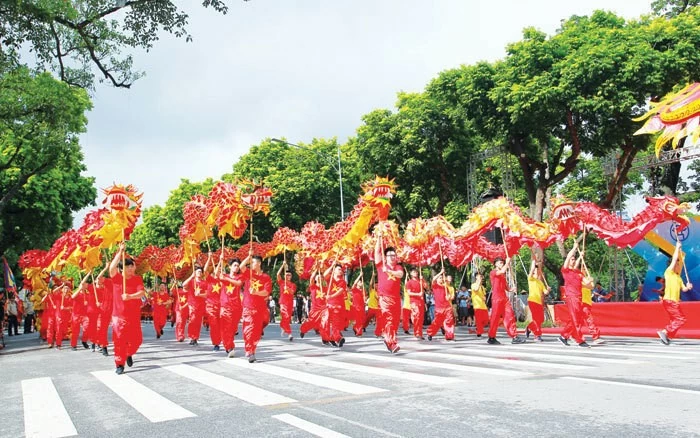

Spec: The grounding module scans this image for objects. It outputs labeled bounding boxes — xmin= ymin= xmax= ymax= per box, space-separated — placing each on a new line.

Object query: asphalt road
xmin=1 ymin=323 xmax=699 ymax=438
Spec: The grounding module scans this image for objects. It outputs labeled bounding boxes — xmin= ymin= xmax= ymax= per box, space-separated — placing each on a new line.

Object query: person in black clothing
xmin=295 ymin=293 xmax=305 ymax=323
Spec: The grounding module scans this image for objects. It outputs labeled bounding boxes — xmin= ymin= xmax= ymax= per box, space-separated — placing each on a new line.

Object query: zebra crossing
xmin=10 ymin=334 xmax=700 ymax=438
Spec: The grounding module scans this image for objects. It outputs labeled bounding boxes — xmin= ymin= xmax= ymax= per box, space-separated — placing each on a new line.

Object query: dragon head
xmin=102 ymin=184 xmax=142 ymax=212
xmin=361 ymin=176 xmax=396 ymax=220
xmin=238 ymin=179 xmax=273 ymax=215
xmin=645 ymin=195 xmax=691 ymax=231
xmin=549 ymin=195 xmax=576 ymax=222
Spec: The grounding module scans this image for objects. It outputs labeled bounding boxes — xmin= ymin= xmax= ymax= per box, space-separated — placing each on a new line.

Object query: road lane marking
xmin=224 ymin=359 xmax=387 ymax=395
xmin=22 ymin=377 xmax=78 ymax=438
xmin=164 ymin=364 xmax=296 ymax=406
xmin=272 ymin=414 xmax=351 ymax=438
xmin=91 ymin=370 xmax=196 ymax=422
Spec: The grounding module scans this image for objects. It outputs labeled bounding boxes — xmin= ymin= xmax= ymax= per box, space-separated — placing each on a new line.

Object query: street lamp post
xmin=271 ymin=138 xmax=344 ymax=220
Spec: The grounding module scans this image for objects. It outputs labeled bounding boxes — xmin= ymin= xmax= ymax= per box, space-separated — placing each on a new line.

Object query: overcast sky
xmin=78 ymin=0 xmax=658 ymax=223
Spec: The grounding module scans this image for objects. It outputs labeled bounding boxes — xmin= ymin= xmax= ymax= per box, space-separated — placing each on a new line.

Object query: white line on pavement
xmin=224 ymin=359 xmax=387 ymax=395
xmin=272 ymin=414 xmax=351 ymax=438
xmin=295 ymin=356 xmax=461 ymax=384
xmin=357 ymin=352 xmax=531 ymax=377
xmin=91 ymin=370 xmax=196 ymax=422
xmin=412 ymin=351 xmax=592 ymax=371
xmin=22 ymin=377 xmax=78 ymax=438
xmin=164 ymin=364 xmax=297 ymax=406
xmin=562 ymin=377 xmax=700 ymax=395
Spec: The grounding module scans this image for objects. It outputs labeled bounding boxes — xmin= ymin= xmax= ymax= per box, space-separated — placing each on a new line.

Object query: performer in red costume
xmin=405 ymin=268 xmax=427 ymax=340
xmin=151 ymin=283 xmax=171 ymax=339
xmin=85 ymin=276 xmax=101 ymax=351
xmin=657 ymin=239 xmax=694 ymax=345
xmin=41 ymin=286 xmax=60 ymax=348
xmin=427 ymin=270 xmax=455 ymax=341
xmin=487 ymin=257 xmax=525 ymax=345
xmin=205 ymin=260 xmax=223 ymax=351
xmin=300 ymin=270 xmax=330 ymax=342
xmin=558 ymin=242 xmax=590 ymax=348
xmin=94 ymin=272 xmax=113 ymax=356
xmin=350 ymin=274 xmax=366 ymax=337
xmin=70 ymin=276 xmax=92 ymax=350
xmin=276 ymin=262 xmax=297 ymax=342
xmin=172 ymin=281 xmax=189 ymax=342
xmin=240 ymin=253 xmax=272 ymax=363
xmin=374 ymin=238 xmax=404 ymax=354
xmin=109 ymin=242 xmax=146 ymax=375
xmin=219 ymin=258 xmax=244 ymax=357
xmin=183 ymin=259 xmax=209 ymax=346
xmin=55 ymin=284 xmax=73 ymax=350
xmin=324 ymin=263 xmax=348 ymax=347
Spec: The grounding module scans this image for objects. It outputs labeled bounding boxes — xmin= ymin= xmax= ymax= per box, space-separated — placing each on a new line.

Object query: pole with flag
xmin=2 ymin=256 xmax=17 ymax=300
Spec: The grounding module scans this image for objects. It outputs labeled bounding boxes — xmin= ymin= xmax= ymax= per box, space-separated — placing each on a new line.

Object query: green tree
xmin=226 ymin=138 xmax=360 ymax=242
xmin=0 ymin=0 xmax=231 ymax=89
xmin=652 ymin=0 xmax=699 ymax=17
xmin=353 ymin=84 xmax=479 ymax=225
xmin=129 ymin=178 xmax=216 ymax=254
xmin=448 ymin=9 xmax=700 ymax=224
xmin=0 ymin=66 xmax=95 ymax=263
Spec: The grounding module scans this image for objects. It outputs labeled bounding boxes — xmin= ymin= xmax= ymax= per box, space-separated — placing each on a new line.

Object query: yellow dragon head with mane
xmin=361 ymin=176 xmax=397 ymax=221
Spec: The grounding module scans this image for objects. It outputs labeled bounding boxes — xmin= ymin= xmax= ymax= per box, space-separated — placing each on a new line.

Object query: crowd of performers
xmin=34 ymin=236 xmax=692 ymax=376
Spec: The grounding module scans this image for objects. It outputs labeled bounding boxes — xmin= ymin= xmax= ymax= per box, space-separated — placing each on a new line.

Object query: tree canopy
xmin=0 ymin=0 xmax=231 ymax=89
xmin=0 ymin=66 xmax=96 ymax=262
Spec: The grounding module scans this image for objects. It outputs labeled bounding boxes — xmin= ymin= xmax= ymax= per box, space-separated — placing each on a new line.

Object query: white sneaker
xmin=592 ymin=338 xmax=605 ymax=345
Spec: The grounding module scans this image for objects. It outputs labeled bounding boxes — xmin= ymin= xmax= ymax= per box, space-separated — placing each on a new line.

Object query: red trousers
xmin=474 ymin=308 xmax=488 ymax=335
xmin=427 ymin=306 xmax=455 ymax=340
xmin=527 ymin=302 xmax=544 ymax=337
xmin=279 ymin=302 xmax=293 ymax=335
xmin=561 ymin=294 xmax=584 ymax=344
xmin=153 ymin=307 xmax=167 ymax=337
xmin=327 ymin=305 xmax=345 ymax=342
xmin=220 ymin=303 xmax=242 ymax=351
xmin=351 ymin=303 xmax=365 ymax=336
xmin=206 ymin=304 xmax=221 ymax=346
xmin=379 ymin=295 xmax=401 ymax=349
xmin=487 ymin=296 xmax=517 ymax=338
xmin=55 ymin=310 xmax=71 ymax=346
xmin=112 ymin=315 xmax=142 ymax=367
xmin=363 ymin=308 xmax=382 ymax=336
xmin=45 ymin=311 xmax=57 ymax=344
xmin=96 ymin=308 xmax=111 ymax=347
xmin=401 ymin=307 xmax=411 ymax=332
xmin=188 ymin=304 xmax=204 ymax=341
xmin=175 ymin=305 xmax=189 ymax=341
xmin=410 ymin=300 xmax=425 ymax=338
xmin=70 ymin=314 xmax=89 ymax=347
xmin=300 ymin=307 xmax=329 ymax=339
xmin=242 ymin=306 xmax=266 ymax=356
xmin=86 ymin=311 xmax=99 ymax=345
xmin=581 ymin=303 xmax=600 ymax=340
xmin=663 ymin=299 xmax=686 ymax=338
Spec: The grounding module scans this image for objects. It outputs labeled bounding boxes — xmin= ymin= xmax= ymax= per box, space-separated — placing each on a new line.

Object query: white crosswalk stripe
xmin=411 ymin=350 xmax=592 ymax=371
xmin=91 ymin=370 xmax=196 ymax=422
xmin=224 ymin=357 xmax=388 ymax=395
xmin=293 ymin=356 xmax=462 ymax=384
xmin=450 ymin=345 xmax=641 ymax=364
xmin=22 ymin=377 xmax=77 ymax=438
xmin=355 ymin=352 xmax=532 ymax=377
xmin=272 ymin=414 xmax=352 ymax=438
xmin=472 ymin=343 xmax=695 ymax=360
xmin=164 ymin=364 xmax=297 ymax=406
